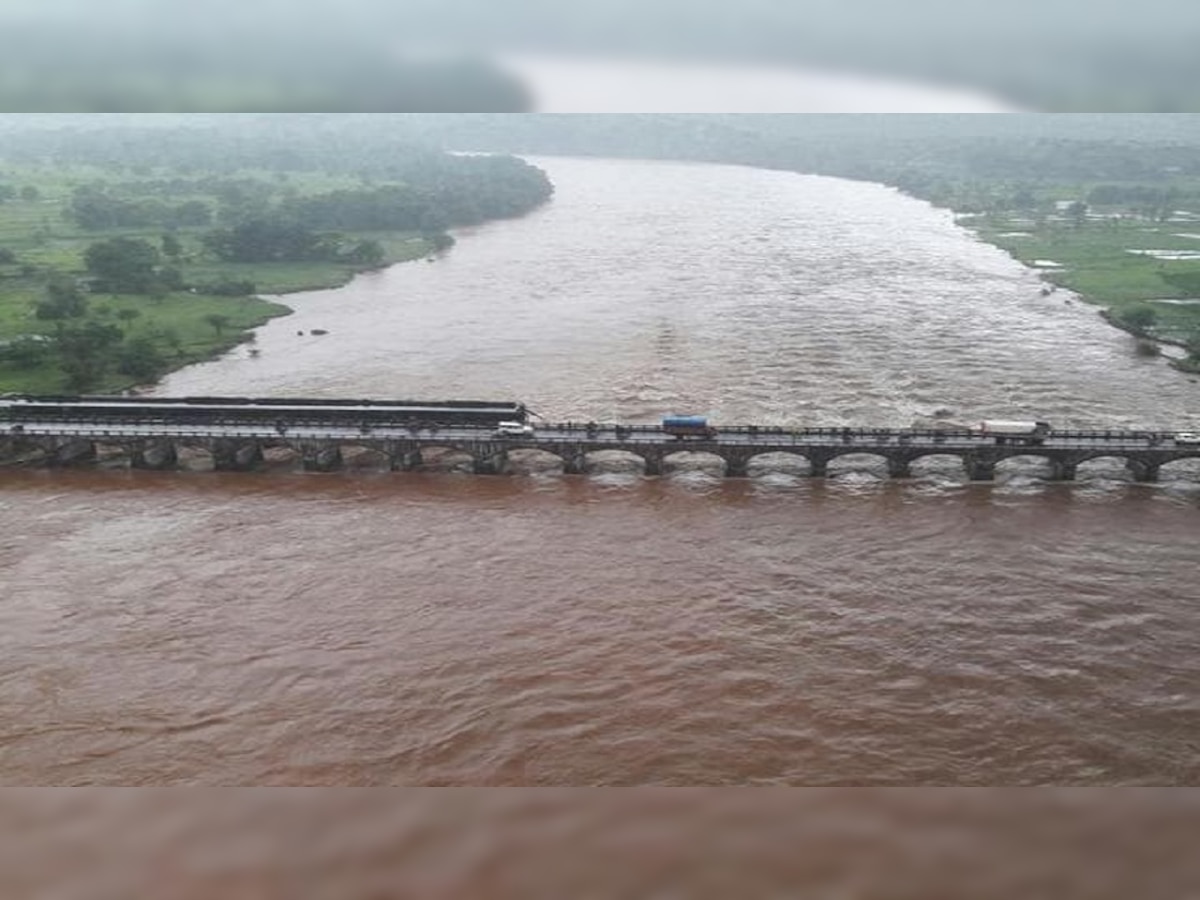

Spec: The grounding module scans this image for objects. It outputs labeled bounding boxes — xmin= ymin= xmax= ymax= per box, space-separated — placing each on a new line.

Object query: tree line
xmin=60 ymin=155 xmax=552 ymax=237
xmin=69 ymin=185 xmax=213 ymax=230
xmin=0 ymin=184 xmax=40 ymax=203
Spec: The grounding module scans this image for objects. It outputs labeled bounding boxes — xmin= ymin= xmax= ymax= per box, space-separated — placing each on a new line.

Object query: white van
xmin=1173 ymin=432 xmax=1200 ymax=445
xmin=495 ymin=421 xmax=535 ymax=437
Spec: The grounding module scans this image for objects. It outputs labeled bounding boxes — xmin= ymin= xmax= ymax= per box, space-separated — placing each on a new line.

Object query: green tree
xmin=161 ymin=233 xmax=183 ymax=260
xmin=1117 ymin=304 xmax=1158 ymax=335
xmin=0 ymin=248 xmax=16 ymax=265
xmin=195 ymin=277 xmax=256 ymax=297
xmin=160 ymin=327 xmax=184 ymax=358
xmin=345 ymin=239 xmax=385 ymax=267
xmin=203 ymin=219 xmax=324 ymax=262
xmin=158 ymin=266 xmax=184 ymax=290
xmin=116 ymin=308 xmax=142 ymax=325
xmin=204 ymin=313 xmax=231 ymax=336
xmin=1010 ymin=187 xmax=1037 ymax=209
xmin=34 ymin=280 xmax=88 ymax=321
xmin=115 ymin=337 xmax=165 ymax=381
xmin=167 ymin=201 xmax=213 ymax=228
xmin=0 ymin=337 xmax=50 ymax=370
xmin=20 ymin=185 xmax=40 ymax=203
xmin=84 ymin=237 xmax=163 ymax=293
xmin=427 ymin=232 xmax=455 ymax=252
xmin=1067 ymin=200 xmax=1088 ymax=228
xmin=53 ymin=321 xmax=124 ymax=391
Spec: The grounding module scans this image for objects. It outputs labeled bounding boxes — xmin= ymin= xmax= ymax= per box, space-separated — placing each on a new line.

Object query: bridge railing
xmin=4 ymin=419 xmax=1185 ymax=444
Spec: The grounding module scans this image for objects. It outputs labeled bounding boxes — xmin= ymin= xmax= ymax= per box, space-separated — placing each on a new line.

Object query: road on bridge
xmin=5 ymin=419 xmax=1195 ymax=453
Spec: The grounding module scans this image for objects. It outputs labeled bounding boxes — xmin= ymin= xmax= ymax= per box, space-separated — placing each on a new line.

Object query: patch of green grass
xmin=976 ymin=217 xmax=1200 ymax=341
xmin=0 ymin=164 xmax=443 ymax=392
xmin=0 ymin=288 xmax=291 ymax=393
xmin=181 ymin=232 xmax=434 ymax=294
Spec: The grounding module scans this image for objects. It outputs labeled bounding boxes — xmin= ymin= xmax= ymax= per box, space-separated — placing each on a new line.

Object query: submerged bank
xmin=967 ymin=213 xmax=1200 ymax=374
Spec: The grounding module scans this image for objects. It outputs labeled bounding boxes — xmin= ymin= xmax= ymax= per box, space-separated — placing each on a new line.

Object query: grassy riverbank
xmin=974 ymin=216 xmax=1200 ymax=338
xmin=946 ymin=186 xmax=1200 ymax=372
xmin=0 ymin=166 xmax=444 ymax=393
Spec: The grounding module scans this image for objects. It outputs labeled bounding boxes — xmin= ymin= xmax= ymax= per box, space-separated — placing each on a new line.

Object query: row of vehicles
xmin=658 ymin=418 xmax=1200 ymax=446
xmin=966 ymin=421 xmax=1197 ymax=446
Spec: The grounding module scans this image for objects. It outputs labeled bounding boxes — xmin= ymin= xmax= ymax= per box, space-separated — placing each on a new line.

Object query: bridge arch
xmin=505 ymin=447 xmax=568 ymax=475
xmin=261 ymin=442 xmax=302 ymax=469
xmin=94 ymin=440 xmax=135 ymax=467
xmin=662 ymin=449 xmax=727 ymax=477
xmin=412 ymin=443 xmax=479 ymax=473
xmin=578 ymin=448 xmax=651 ymax=475
xmin=993 ymin=453 xmax=1056 ymax=480
xmin=826 ymin=452 xmax=891 ymax=479
xmin=742 ymin=451 xmax=811 ymax=476
xmin=338 ymin=443 xmax=392 ymax=471
xmin=1156 ymin=456 xmax=1200 ymax=479
xmin=909 ymin=452 xmax=969 ymax=479
xmin=174 ymin=440 xmax=216 ymax=471
xmin=1074 ymin=454 xmax=1136 ymax=481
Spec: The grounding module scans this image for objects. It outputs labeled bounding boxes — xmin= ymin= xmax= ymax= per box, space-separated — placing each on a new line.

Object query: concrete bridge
xmin=3 ymin=420 xmax=1200 ymax=481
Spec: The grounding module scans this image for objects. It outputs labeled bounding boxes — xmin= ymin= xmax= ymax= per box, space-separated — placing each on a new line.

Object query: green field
xmin=0 ymin=166 xmax=439 ymax=393
xmin=973 ymin=210 xmax=1200 ymax=346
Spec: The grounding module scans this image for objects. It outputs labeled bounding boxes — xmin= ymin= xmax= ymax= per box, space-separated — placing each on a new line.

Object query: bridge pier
xmin=473 ymin=450 xmax=508 ymax=475
xmin=1 ymin=435 xmax=51 ymax=466
xmin=131 ymin=440 xmax=178 ymax=471
xmin=807 ymin=457 xmax=828 ymax=478
xmin=562 ymin=453 xmax=588 ymax=475
xmin=887 ymin=457 xmax=912 ymax=479
xmin=723 ymin=453 xmax=751 ymax=478
xmin=50 ymin=439 xmax=96 ymax=467
xmin=1126 ymin=459 xmax=1160 ymax=483
xmin=641 ymin=452 xmax=664 ymax=477
xmin=965 ymin=459 xmax=995 ymax=481
xmin=1049 ymin=459 xmax=1077 ymax=481
xmin=302 ymin=445 xmax=343 ymax=472
xmin=213 ymin=440 xmax=264 ymax=472
xmin=393 ymin=449 xmax=423 ymax=472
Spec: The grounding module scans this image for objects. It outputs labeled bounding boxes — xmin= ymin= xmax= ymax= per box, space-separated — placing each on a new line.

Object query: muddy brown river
xmin=2 ymin=157 xmax=1198 ymax=787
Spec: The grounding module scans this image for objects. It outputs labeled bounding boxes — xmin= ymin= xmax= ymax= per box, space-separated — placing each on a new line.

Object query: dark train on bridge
xmin=1 ymin=395 xmax=529 ymax=429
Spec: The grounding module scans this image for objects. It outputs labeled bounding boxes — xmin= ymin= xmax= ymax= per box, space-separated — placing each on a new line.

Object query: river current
xmin=2 ymin=157 xmax=1198 ymax=788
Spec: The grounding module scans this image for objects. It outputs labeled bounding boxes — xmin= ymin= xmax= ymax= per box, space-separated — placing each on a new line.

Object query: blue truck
xmin=662 ymin=415 xmax=717 ymax=439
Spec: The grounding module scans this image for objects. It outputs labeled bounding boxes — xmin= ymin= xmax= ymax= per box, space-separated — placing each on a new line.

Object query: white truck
xmin=494 ymin=421 xmax=535 ymax=437
xmin=971 ymin=420 xmax=1052 ymax=445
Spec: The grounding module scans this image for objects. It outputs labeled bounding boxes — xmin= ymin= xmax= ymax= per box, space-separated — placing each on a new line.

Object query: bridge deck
xmin=3 ymin=419 xmax=1197 ymax=454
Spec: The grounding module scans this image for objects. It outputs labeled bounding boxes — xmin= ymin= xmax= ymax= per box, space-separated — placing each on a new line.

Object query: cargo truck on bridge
xmin=662 ymin=415 xmax=718 ymax=439
xmin=971 ymin=420 xmax=1052 ymax=445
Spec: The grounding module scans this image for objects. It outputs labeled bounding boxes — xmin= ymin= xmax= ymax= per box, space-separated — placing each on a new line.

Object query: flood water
xmin=2 ymin=157 xmax=1199 ymax=787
